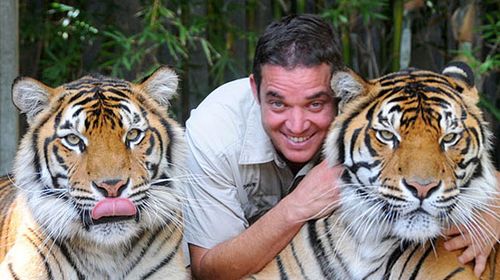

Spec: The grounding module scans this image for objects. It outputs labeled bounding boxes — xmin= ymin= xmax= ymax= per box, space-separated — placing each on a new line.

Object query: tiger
xmin=0 ymin=66 xmax=189 ymax=279
xmin=250 ymin=62 xmax=499 ymax=279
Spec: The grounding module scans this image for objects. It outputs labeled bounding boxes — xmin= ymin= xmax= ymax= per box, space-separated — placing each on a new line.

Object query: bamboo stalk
xmin=341 ymin=24 xmax=351 ymax=67
xmin=391 ymin=0 xmax=404 ymax=72
xmin=296 ymin=0 xmax=306 ymax=13
xmin=246 ymin=0 xmax=257 ymax=73
xmin=180 ymin=1 xmax=190 ymax=124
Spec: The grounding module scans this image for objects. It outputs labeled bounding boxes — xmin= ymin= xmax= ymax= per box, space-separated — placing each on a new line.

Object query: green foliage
xmin=99 ymin=1 xmax=217 ymax=79
xmin=320 ymin=0 xmax=388 ymax=68
xmin=321 ymin=0 xmax=388 ymax=28
xmin=27 ymin=2 xmax=99 ymax=85
xmin=18 ymin=0 xmax=499 ymax=122
xmin=21 ymin=1 xmax=247 ymax=88
xmin=455 ymin=6 xmax=500 ymax=120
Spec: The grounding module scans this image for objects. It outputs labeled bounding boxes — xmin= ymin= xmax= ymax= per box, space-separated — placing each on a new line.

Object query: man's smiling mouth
xmin=287 ymin=135 xmax=311 ymax=143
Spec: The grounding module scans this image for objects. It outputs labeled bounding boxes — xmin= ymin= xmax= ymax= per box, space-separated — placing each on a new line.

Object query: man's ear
xmin=249 ymin=74 xmax=260 ymax=103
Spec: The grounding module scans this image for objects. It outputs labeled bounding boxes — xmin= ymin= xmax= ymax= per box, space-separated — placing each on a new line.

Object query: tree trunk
xmin=0 ymin=0 xmax=19 ymax=174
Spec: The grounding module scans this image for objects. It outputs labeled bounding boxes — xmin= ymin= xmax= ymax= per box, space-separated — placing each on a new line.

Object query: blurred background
xmin=0 ymin=0 xmax=498 ymax=173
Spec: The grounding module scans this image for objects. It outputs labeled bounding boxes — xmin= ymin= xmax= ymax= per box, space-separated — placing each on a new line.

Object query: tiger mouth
xmin=91 ymin=213 xmax=139 ymax=225
xmin=405 ymin=208 xmax=431 ymax=216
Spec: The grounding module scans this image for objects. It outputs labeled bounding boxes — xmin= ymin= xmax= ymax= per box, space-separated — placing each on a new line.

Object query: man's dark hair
xmin=252 ymin=14 xmax=344 ymax=91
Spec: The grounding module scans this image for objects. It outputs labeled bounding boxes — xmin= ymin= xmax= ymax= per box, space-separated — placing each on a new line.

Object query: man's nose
xmin=286 ymin=108 xmax=309 ymax=133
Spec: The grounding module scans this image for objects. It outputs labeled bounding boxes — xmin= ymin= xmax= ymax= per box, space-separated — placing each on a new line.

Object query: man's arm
xmin=189 ymin=160 xmax=342 ymax=280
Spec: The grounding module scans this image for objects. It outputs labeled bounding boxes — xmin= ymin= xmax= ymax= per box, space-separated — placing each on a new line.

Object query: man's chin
xmin=280 ymin=151 xmax=315 ymax=165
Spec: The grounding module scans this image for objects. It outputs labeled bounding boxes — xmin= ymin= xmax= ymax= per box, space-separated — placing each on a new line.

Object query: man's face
xmin=250 ymin=63 xmax=335 ymax=164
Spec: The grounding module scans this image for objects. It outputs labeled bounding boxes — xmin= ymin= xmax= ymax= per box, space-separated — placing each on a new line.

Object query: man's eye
xmin=270 ymin=101 xmax=284 ymax=109
xmin=309 ymin=102 xmax=323 ymax=110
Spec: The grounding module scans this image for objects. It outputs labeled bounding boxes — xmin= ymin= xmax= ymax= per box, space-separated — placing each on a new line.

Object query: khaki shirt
xmin=183 ymin=78 xmax=315 ymax=249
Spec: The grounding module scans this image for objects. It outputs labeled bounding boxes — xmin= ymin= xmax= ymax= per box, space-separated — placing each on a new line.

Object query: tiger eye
xmin=126 ymin=129 xmax=141 ymax=142
xmin=442 ymin=133 xmax=457 ymax=143
xmin=379 ymin=130 xmax=394 ymax=141
xmin=65 ymin=134 xmax=81 ymax=146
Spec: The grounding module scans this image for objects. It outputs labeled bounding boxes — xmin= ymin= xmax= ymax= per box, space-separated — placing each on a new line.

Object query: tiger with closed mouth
xmin=250 ymin=62 xmax=499 ymax=279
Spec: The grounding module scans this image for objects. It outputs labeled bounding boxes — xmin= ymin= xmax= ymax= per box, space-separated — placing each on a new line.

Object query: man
xmin=183 ymin=14 xmax=499 ymax=279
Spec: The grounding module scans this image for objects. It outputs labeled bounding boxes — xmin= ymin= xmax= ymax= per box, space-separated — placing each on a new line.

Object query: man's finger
xmin=474 ymin=254 xmax=488 ymax=278
xmin=443 ymin=225 xmax=462 ymax=236
xmin=444 ymin=234 xmax=470 ymax=251
xmin=457 ymin=245 xmax=479 ymax=265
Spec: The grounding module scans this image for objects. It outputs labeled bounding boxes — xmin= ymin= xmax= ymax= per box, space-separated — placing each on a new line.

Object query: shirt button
xmin=276 ymin=160 xmax=286 ymax=168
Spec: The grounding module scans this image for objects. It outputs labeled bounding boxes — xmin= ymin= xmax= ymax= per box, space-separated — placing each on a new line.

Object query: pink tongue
xmin=91 ymin=198 xmax=137 ymax=220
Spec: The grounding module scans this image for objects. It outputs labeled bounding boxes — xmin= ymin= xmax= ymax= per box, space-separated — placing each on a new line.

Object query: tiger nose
xmin=92 ymin=179 xmax=128 ymax=197
xmin=403 ymin=178 xmax=440 ymax=199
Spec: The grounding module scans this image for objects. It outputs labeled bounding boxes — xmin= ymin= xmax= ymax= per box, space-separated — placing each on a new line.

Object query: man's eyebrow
xmin=264 ymin=91 xmax=332 ymax=100
xmin=264 ymin=91 xmax=283 ymax=99
xmin=306 ymin=92 xmax=332 ymax=100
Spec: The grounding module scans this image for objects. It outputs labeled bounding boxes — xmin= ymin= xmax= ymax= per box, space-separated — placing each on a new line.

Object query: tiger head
xmin=12 ymin=67 xmax=185 ymax=246
xmin=325 ymin=62 xmax=496 ymax=243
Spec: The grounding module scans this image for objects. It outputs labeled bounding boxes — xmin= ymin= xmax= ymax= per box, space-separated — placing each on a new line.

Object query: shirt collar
xmin=238 ymin=98 xmax=276 ymax=165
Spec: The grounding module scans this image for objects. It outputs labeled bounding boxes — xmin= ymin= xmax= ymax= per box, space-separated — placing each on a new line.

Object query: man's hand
xmin=444 ymin=171 xmax=500 ymax=277
xmin=282 ymin=159 xmax=343 ymax=223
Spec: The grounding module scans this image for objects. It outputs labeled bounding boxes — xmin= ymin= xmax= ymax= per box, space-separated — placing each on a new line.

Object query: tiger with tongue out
xmin=0 ymin=67 xmax=188 ymax=279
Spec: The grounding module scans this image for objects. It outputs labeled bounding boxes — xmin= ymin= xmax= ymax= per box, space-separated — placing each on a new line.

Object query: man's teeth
xmin=288 ymin=136 xmax=310 ymax=143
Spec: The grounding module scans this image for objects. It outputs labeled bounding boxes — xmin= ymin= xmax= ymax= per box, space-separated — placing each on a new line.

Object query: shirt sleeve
xmin=182 ymin=124 xmax=248 ymax=250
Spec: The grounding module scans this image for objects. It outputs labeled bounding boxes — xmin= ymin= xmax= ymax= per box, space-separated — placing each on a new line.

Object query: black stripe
xmin=145 ymin=134 xmax=155 ymax=156
xmin=408 ymin=245 xmax=433 ymax=280
xmin=58 ymin=241 xmax=85 ymax=280
xmin=290 ymin=241 xmax=310 ymax=280
xmin=457 ymin=157 xmax=479 ymax=169
xmin=323 ymin=218 xmax=350 ymax=276
xmin=32 ymin=129 xmax=42 ymax=183
xmin=73 ymin=96 xmax=98 ymax=108
xmin=364 ymin=128 xmax=380 ymax=157
xmin=364 ymin=265 xmax=383 ymax=279
xmin=8 ymin=263 xmax=21 ymax=280
xmin=337 ymin=99 xmax=375 ymax=163
xmin=25 ymin=234 xmax=53 ymax=279
xmin=349 ymin=160 xmax=381 ymax=174
xmin=382 ymin=194 xmax=407 ymax=202
xmin=43 ymin=136 xmax=59 ymax=189
xmin=384 ymin=242 xmax=410 ymax=278
xmin=276 ymin=255 xmax=289 ymax=280
xmin=307 ymin=221 xmax=332 ymax=278
xmin=350 ymin=128 xmax=361 ymax=161
xmin=459 ymin=136 xmax=471 ymax=155
xmin=397 ymin=245 xmax=420 ymax=279
xmin=470 ymin=162 xmax=483 ymax=181
xmin=159 ymin=118 xmax=174 ymax=164
xmin=106 ymin=88 xmax=131 ymax=98
xmin=443 ymin=267 xmax=465 ymax=280
xmin=53 ymin=146 xmax=68 ymax=170
xmin=141 ymin=236 xmax=182 ymax=279
xmin=126 ymin=227 xmax=163 ymax=274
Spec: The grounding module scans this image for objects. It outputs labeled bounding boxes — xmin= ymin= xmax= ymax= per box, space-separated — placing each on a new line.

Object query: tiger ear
xmin=330 ymin=69 xmax=369 ymax=113
xmin=441 ymin=61 xmax=479 ymax=103
xmin=12 ymin=77 xmax=55 ymax=122
xmin=140 ymin=66 xmax=179 ymax=107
